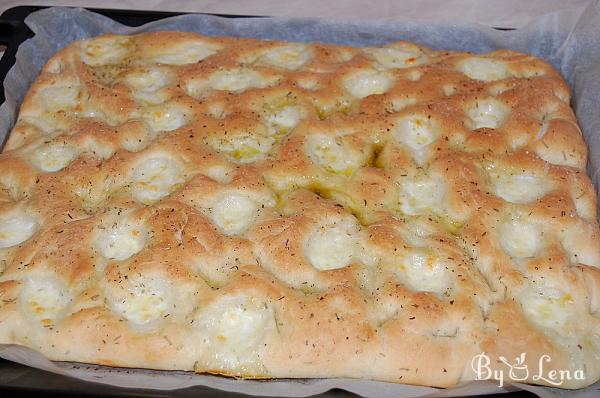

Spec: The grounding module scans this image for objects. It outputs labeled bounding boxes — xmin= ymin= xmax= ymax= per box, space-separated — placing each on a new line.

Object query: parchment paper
xmin=0 ymin=0 xmax=593 ymax=29
xmin=1 ymin=3 xmax=600 ymax=397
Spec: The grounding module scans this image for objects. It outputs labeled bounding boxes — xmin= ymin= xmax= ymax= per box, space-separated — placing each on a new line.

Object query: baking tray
xmin=0 ymin=5 xmax=540 ymax=398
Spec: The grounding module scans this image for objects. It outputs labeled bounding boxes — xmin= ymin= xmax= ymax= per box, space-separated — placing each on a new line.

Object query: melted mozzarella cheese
xmin=344 ymin=70 xmax=393 ymax=99
xmin=306 ymin=134 xmax=362 ymax=175
xmin=499 ymin=217 xmax=542 ymax=258
xmin=131 ymin=158 xmax=184 ymax=204
xmin=198 ymin=297 xmax=274 ymax=371
xmin=39 ymin=86 xmax=81 ymax=113
xmin=573 ymin=193 xmax=594 ymax=221
xmin=400 ymin=250 xmax=451 ymax=295
xmin=403 ymin=217 xmax=439 ymax=246
xmin=407 ymin=70 xmax=422 ymax=82
xmin=80 ymin=137 xmax=115 ymax=160
xmin=18 ymin=114 xmax=60 ymax=135
xmin=210 ymin=68 xmax=267 ymax=93
xmin=266 ymin=105 xmax=302 ymax=136
xmin=123 ymin=68 xmax=172 ymax=93
xmin=95 ymin=219 xmax=146 ymax=261
xmin=467 ymin=98 xmax=509 ymax=129
xmin=457 ymin=57 xmax=510 ymax=81
xmin=519 ymin=288 xmax=575 ymax=333
xmin=491 ymin=172 xmax=548 ymax=204
xmin=366 ymin=46 xmax=426 ymax=69
xmin=213 ymin=133 xmax=274 ymax=164
xmin=304 ymin=218 xmax=358 ymax=271
xmin=80 ymin=107 xmax=106 ymax=121
xmin=153 ymin=41 xmax=220 ymax=65
xmin=296 ymin=78 xmax=320 ymax=90
xmin=133 ymin=90 xmax=172 ymax=106
xmin=31 ymin=142 xmax=77 ymax=172
xmin=393 ymin=115 xmax=436 ymax=150
xmin=184 ymin=79 xmax=210 ymax=100
xmin=80 ymin=36 xmax=130 ymax=66
xmin=0 ymin=211 xmax=37 ymax=248
xmin=442 ymin=85 xmax=456 ymax=96
xmin=110 ymin=276 xmax=171 ymax=326
xmin=399 ymin=176 xmax=446 ymax=216
xmin=205 ymin=165 xmax=232 ymax=184
xmin=208 ymin=103 xmax=226 ymax=119
xmin=260 ymin=44 xmax=311 ymax=70
xmin=210 ymin=193 xmax=258 ymax=235
xmin=20 ymin=276 xmax=71 ymax=322
xmin=131 ymin=157 xmax=185 ymax=204
xmin=45 ymin=58 xmax=63 ymax=74
xmin=143 ymin=102 xmax=188 ymax=131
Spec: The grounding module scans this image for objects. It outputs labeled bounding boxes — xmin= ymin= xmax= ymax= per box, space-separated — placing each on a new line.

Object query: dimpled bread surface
xmin=0 ymin=31 xmax=599 ymax=389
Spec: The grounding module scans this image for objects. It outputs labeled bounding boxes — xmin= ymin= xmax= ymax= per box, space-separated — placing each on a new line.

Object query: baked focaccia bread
xmin=0 ymin=31 xmax=599 ymax=389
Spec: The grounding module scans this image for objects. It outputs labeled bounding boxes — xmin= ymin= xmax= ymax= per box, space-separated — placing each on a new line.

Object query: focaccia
xmin=0 ymin=31 xmax=599 ymax=389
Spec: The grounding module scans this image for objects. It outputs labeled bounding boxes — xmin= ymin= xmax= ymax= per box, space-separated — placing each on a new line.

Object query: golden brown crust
xmin=0 ymin=32 xmax=599 ymax=389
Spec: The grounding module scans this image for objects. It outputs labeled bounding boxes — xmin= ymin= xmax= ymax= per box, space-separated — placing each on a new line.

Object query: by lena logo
xmin=471 ymin=352 xmax=585 ymax=388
